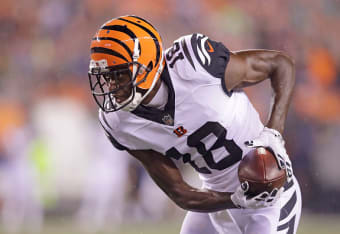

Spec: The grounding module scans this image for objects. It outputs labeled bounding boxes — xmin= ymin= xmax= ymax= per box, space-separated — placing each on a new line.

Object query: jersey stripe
xmin=200 ymin=36 xmax=211 ymax=65
xmin=277 ymin=215 xmax=296 ymax=233
xmin=279 ymin=191 xmax=297 ymax=221
xmin=283 ymin=179 xmax=294 ymax=191
xmin=191 ymin=33 xmax=204 ymax=65
xmin=180 ymin=38 xmax=195 ymax=70
xmin=91 ymin=47 xmax=129 ymax=62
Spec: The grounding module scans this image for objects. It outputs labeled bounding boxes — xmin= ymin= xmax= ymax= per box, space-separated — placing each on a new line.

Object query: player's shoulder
xmin=165 ymin=33 xmax=210 ymax=68
xmin=98 ymin=108 xmax=120 ymax=133
xmin=98 ymin=109 xmax=132 ymax=151
xmin=166 ymin=33 xmax=230 ymax=79
xmin=98 ymin=108 xmax=149 ymax=134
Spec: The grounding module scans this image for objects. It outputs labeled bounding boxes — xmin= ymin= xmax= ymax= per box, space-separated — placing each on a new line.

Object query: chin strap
xmin=117 ymin=38 xmax=140 ymax=112
xmin=120 ymin=51 xmax=165 ymax=112
xmin=121 ymin=92 xmax=142 ymax=112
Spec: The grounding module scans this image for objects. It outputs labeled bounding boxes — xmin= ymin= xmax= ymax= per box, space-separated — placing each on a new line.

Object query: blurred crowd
xmin=0 ymin=0 xmax=340 ymax=232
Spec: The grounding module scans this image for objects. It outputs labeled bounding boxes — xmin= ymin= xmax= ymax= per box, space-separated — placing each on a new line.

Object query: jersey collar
xmin=131 ymin=63 xmax=175 ymax=126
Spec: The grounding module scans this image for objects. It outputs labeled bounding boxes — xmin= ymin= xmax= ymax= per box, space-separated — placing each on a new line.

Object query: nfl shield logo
xmin=162 ymin=114 xmax=174 ymax=126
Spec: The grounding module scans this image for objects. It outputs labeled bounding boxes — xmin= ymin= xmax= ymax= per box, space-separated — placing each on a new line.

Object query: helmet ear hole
xmin=147 ymin=61 xmax=153 ymax=70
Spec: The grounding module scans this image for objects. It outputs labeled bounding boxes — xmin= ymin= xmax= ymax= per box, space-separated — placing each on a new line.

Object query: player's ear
xmin=224 ymin=52 xmax=246 ymax=92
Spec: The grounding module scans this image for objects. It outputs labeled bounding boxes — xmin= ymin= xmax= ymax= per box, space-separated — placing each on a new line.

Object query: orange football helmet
xmin=88 ymin=15 xmax=164 ymax=112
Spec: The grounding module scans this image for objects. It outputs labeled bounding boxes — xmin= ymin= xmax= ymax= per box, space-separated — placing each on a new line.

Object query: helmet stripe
xmin=118 ymin=18 xmax=160 ymax=67
xmin=101 ymin=25 xmax=137 ymax=40
xmin=91 ymin=47 xmax=129 ymax=62
xmin=128 ymin=15 xmax=157 ymax=31
xmin=92 ymin=37 xmax=133 ymax=60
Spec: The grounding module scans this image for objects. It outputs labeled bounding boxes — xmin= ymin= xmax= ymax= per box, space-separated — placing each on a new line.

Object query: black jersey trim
xmin=132 ymin=63 xmax=175 ymax=126
xmin=181 ymin=38 xmax=195 ymax=70
xmin=279 ymin=191 xmax=297 ymax=221
xmin=190 ymin=34 xmax=232 ymax=97
xmin=277 ymin=215 xmax=296 ymax=233
xmin=99 ymin=122 xmax=129 ymax=151
xmin=99 ymin=110 xmax=113 ymax=131
xmin=221 ymin=78 xmax=233 ymax=97
xmin=283 ymin=179 xmax=294 ymax=192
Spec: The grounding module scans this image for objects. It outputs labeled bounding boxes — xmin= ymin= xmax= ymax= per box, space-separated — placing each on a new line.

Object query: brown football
xmin=238 ymin=147 xmax=287 ymax=197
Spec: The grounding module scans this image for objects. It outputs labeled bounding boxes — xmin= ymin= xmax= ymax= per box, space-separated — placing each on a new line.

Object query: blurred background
xmin=0 ymin=0 xmax=340 ymax=233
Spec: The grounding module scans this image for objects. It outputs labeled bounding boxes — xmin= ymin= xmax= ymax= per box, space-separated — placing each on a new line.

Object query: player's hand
xmin=244 ymin=127 xmax=293 ymax=181
xmin=231 ymin=181 xmax=283 ymax=209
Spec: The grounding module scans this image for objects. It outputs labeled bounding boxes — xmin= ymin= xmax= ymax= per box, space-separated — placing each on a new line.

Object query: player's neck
xmin=142 ymin=79 xmax=168 ymax=110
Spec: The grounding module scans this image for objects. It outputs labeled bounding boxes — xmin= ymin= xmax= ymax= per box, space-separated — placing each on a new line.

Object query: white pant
xmin=180 ymin=177 xmax=301 ymax=234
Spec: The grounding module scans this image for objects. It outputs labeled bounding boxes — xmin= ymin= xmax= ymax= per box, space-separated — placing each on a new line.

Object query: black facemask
xmin=88 ymin=62 xmax=151 ymax=112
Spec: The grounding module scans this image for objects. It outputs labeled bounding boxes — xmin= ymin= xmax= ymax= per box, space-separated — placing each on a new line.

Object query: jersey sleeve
xmin=98 ymin=109 xmax=130 ymax=151
xmin=166 ymin=33 xmax=231 ymax=95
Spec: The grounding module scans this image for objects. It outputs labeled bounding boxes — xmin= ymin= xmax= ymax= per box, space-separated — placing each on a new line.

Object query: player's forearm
xmin=267 ymin=55 xmax=295 ymax=134
xmin=130 ymin=149 xmax=238 ymax=212
xmin=168 ymin=185 xmax=237 ymax=212
xmin=152 ymin=171 xmax=238 ymax=212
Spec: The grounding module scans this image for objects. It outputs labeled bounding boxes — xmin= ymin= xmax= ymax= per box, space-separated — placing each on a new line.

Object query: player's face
xmin=105 ymin=70 xmax=133 ymax=104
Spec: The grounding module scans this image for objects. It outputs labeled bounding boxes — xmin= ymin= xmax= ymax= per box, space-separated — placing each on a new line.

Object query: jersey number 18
xmin=166 ymin=121 xmax=243 ymax=174
xmin=166 ymin=42 xmax=184 ymax=68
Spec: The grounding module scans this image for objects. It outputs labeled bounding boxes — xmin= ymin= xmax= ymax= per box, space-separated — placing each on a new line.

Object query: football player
xmin=88 ymin=15 xmax=302 ymax=234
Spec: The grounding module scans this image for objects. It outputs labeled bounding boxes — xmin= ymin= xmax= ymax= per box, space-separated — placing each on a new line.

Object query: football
xmin=238 ymin=147 xmax=287 ymax=197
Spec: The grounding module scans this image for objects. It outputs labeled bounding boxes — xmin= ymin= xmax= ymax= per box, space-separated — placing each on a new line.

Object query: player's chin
xmin=115 ymin=97 xmax=125 ymax=103
xmin=114 ymin=94 xmax=130 ymax=103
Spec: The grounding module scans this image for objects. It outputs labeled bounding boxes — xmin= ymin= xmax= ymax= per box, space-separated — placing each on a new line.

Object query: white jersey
xmin=99 ymin=34 xmax=264 ymax=192
xmin=99 ymin=33 xmax=302 ymax=234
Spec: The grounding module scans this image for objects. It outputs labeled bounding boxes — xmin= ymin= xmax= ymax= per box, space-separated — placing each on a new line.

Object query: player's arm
xmin=225 ymin=49 xmax=295 ymax=134
xmin=127 ymin=149 xmax=238 ymax=212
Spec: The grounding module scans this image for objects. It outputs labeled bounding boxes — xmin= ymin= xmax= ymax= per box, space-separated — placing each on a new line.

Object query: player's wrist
xmin=230 ymin=192 xmax=243 ymax=208
xmin=263 ymin=127 xmax=282 ymax=138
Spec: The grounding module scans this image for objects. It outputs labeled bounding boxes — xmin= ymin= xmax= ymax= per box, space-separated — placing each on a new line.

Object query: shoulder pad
xmin=165 ymin=34 xmax=230 ymax=79
xmin=190 ymin=33 xmax=230 ymax=78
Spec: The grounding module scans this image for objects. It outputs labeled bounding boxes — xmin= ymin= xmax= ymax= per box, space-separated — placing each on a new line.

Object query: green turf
xmin=298 ymin=213 xmax=340 ymax=234
xmin=1 ymin=213 xmax=340 ymax=234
